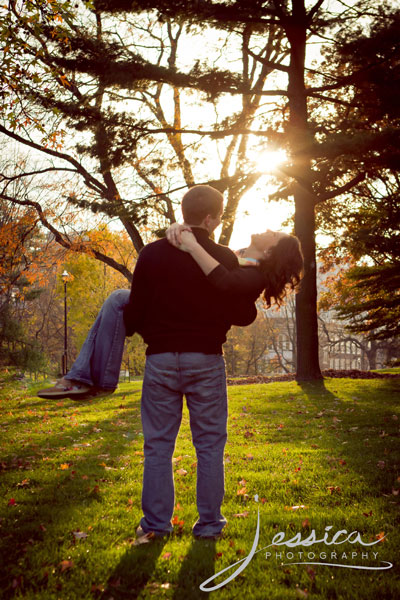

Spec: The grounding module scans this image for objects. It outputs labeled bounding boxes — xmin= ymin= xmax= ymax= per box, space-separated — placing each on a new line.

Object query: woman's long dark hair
xmin=258 ymin=235 xmax=304 ymax=307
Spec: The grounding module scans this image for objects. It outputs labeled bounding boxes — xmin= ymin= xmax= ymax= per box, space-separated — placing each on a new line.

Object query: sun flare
xmin=253 ymin=148 xmax=288 ymax=173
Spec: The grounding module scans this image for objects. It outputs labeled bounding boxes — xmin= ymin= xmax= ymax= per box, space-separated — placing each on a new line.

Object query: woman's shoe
xmin=37 ymin=378 xmax=91 ymax=399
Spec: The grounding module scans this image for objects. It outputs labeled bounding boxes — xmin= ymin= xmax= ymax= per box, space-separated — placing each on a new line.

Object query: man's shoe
xmin=194 ymin=531 xmax=225 ymax=541
xmin=37 ymin=378 xmax=91 ymax=399
xmin=134 ymin=525 xmax=157 ymax=545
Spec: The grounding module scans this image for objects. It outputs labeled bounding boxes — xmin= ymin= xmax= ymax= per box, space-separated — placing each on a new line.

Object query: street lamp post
xmin=61 ymin=270 xmax=69 ymax=376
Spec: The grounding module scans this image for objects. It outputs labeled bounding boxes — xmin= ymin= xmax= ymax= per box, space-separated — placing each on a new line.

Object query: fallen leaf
xmin=172 ymin=456 xmax=182 ymax=463
xmin=60 ymin=463 xmax=70 ymax=470
xmin=377 ymin=461 xmax=386 ymax=469
xmin=306 ymin=566 xmax=316 ymax=580
xmin=162 ymin=552 xmax=172 ymax=560
xmin=8 ymin=498 xmax=16 ymax=506
xmin=72 ymin=531 xmax=88 ymax=539
xmin=59 ymin=560 xmax=74 ymax=572
xmin=233 ymin=511 xmax=249 ymax=518
xmin=16 ymin=478 xmax=30 ymax=487
xmin=176 ymin=468 xmax=187 ymax=476
xmin=237 ymin=487 xmax=247 ymax=495
xmin=376 ymin=532 xmax=386 ymax=543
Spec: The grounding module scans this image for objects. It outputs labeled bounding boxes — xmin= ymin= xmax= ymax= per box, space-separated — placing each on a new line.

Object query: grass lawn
xmin=0 ymin=371 xmax=399 ymax=599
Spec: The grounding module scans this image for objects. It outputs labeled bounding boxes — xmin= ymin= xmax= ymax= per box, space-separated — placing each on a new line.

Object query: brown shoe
xmin=37 ymin=378 xmax=91 ymax=399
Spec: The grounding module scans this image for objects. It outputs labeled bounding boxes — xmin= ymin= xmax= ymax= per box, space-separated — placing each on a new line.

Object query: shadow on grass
xmin=0 ymin=388 xmax=144 ymax=597
xmin=173 ymin=538 xmax=216 ymax=599
xmin=99 ymin=538 xmax=169 ymax=599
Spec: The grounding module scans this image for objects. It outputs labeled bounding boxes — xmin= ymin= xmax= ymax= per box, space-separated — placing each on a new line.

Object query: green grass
xmin=1 ymin=371 xmax=399 ymax=599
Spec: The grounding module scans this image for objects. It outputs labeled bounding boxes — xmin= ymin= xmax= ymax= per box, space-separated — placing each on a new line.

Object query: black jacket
xmin=123 ymin=228 xmax=259 ymax=355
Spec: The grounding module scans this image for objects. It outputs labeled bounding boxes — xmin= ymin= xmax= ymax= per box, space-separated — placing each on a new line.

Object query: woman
xmin=166 ymin=225 xmax=304 ymax=308
xmin=38 ymin=225 xmax=302 ymax=400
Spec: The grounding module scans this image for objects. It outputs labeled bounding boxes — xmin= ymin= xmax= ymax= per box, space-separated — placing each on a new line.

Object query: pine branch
xmin=317 ymin=173 xmax=366 ymax=203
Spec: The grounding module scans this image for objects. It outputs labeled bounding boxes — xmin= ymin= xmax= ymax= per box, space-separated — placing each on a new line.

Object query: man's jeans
xmin=140 ymin=352 xmax=228 ymax=538
xmin=65 ymin=292 xmax=228 ymax=537
xmin=65 ymin=289 xmax=129 ymax=390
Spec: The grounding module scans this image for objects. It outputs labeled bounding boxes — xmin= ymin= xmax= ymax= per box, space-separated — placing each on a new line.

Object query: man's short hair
xmin=181 ymin=185 xmax=224 ymax=225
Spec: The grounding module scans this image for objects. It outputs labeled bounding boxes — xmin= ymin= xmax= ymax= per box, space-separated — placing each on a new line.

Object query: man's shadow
xmin=172 ymin=539 xmax=216 ymax=600
xmin=100 ymin=537 xmax=168 ymax=599
xmin=99 ymin=538 xmax=216 ymax=599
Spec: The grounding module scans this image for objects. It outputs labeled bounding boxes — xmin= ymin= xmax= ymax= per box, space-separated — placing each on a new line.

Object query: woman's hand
xmin=166 ymin=223 xmax=192 ymax=248
xmin=179 ymin=230 xmax=198 ymax=253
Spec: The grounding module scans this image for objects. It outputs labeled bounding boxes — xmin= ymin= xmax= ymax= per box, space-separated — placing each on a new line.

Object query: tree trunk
xmin=286 ymin=1 xmax=322 ymax=380
xmin=366 ymin=339 xmax=377 ymax=370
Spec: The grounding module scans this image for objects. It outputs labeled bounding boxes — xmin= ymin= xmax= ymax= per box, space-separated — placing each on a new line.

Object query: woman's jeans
xmin=65 ymin=289 xmax=129 ymax=390
xmin=66 ymin=291 xmax=228 ymax=537
xmin=140 ymin=352 xmax=228 ymax=538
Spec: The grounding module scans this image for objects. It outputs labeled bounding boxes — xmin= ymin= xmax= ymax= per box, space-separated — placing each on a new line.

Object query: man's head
xmin=181 ymin=185 xmax=224 ymax=233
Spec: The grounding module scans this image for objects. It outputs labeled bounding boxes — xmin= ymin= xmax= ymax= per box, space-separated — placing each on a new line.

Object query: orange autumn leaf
xmin=60 ymin=463 xmax=70 ymax=470
xmin=237 ymin=487 xmax=247 ymax=496
xmin=376 ymin=532 xmax=386 ymax=543
xmin=59 ymin=560 xmax=74 ymax=572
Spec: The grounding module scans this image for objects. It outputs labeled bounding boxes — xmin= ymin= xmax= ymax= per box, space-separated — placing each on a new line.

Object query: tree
xmin=315 ymin=4 xmax=400 ymax=340
xmin=224 ymin=310 xmax=273 ymax=376
xmin=3 ymin=0 xmax=399 ymax=380
xmin=94 ymin=0 xmax=396 ymax=380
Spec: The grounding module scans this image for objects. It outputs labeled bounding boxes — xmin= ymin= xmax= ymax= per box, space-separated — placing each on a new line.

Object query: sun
xmin=253 ymin=148 xmax=288 ymax=173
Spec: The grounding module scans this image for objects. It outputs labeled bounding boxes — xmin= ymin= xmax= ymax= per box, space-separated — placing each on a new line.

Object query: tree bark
xmin=285 ymin=0 xmax=322 ymax=380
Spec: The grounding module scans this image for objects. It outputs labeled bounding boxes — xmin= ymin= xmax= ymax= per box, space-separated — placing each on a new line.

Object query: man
xmin=124 ymin=185 xmax=259 ymax=541
xmin=38 ymin=185 xmax=258 ymax=540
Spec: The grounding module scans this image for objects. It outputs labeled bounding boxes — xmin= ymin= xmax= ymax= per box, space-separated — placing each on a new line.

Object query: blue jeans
xmin=140 ymin=352 xmax=228 ymax=538
xmin=65 ymin=289 xmax=129 ymax=390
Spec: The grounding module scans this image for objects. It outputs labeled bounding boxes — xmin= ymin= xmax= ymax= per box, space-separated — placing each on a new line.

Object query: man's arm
xmin=123 ymin=248 xmax=150 ymax=336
